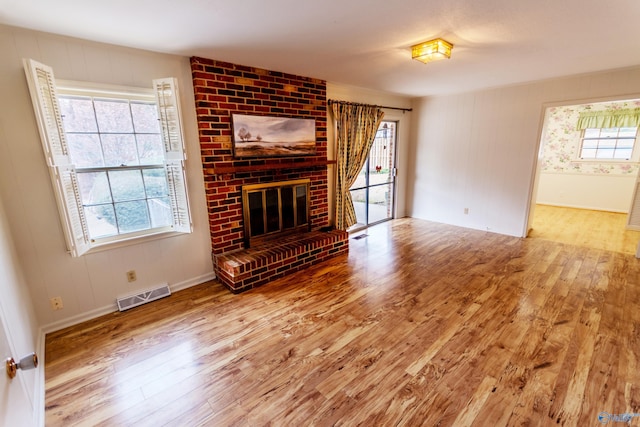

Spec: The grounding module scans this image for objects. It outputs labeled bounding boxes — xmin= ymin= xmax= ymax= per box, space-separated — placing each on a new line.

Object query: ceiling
xmin=2 ymin=0 xmax=640 ymax=97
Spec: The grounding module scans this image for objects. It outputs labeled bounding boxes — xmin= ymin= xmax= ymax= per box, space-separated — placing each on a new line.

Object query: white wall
xmin=408 ymin=66 xmax=640 ymax=237
xmin=326 ymin=83 xmax=412 ymax=222
xmin=537 ymin=173 xmax=636 ymax=212
xmin=0 ymin=24 xmax=214 ymax=332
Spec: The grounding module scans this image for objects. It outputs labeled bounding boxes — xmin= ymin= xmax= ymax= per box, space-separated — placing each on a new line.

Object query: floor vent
xmin=117 ymin=284 xmax=171 ymax=312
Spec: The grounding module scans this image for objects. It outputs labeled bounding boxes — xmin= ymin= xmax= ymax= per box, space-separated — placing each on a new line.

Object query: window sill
xmin=83 ymin=229 xmax=190 ymax=255
xmin=573 ymin=158 xmax=639 ymax=163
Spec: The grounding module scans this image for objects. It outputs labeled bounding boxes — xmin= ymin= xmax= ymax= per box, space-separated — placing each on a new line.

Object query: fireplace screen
xmin=242 ymin=179 xmax=311 ymax=247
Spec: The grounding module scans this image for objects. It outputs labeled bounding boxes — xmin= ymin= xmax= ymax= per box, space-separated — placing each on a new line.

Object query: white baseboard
xmin=535 ymin=202 xmax=628 ymax=214
xmin=170 ymin=272 xmax=216 ymax=293
xmin=40 ymin=272 xmax=216 ymax=334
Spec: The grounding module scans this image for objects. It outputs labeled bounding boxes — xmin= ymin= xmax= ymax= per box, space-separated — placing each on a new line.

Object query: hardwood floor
xmin=45 ymin=218 xmax=640 ymax=426
xmin=529 ymin=204 xmax=640 ymax=255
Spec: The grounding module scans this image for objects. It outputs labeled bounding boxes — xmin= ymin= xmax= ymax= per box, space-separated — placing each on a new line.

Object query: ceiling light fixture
xmin=411 ymin=38 xmax=453 ymax=63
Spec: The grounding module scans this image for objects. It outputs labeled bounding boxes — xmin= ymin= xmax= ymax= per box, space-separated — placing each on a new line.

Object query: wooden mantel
xmin=211 ymin=159 xmax=336 ymax=175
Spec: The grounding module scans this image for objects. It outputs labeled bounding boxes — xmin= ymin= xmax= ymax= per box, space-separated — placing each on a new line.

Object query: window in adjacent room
xmin=23 ymin=59 xmax=191 ymax=257
xmin=579 ymin=127 xmax=638 ymax=160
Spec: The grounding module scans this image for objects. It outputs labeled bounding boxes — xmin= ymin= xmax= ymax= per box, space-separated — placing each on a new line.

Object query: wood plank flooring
xmin=529 ymin=204 xmax=640 ymax=255
xmin=45 ymin=218 xmax=640 ymax=426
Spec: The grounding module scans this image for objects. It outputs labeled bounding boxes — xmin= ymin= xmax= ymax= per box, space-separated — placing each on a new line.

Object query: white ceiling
xmin=2 ymin=0 xmax=640 ymax=97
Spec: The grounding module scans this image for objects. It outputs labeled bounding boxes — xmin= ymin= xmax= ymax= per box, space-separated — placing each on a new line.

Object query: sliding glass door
xmin=349 ymin=121 xmax=397 ymax=230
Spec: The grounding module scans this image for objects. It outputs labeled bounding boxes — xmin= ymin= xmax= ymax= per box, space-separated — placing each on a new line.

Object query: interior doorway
xmin=528 ymin=97 xmax=640 ymax=254
xmin=349 ymin=121 xmax=397 ymax=231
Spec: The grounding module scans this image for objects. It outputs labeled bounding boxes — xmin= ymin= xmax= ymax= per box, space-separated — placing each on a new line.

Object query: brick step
xmin=214 ymin=230 xmax=349 ymax=293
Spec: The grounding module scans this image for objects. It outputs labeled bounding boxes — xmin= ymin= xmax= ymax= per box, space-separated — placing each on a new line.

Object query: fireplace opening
xmin=242 ymin=179 xmax=311 ymax=247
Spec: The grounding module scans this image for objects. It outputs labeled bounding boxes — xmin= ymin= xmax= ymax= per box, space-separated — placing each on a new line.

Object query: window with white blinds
xmin=23 ymin=59 xmax=192 ymax=257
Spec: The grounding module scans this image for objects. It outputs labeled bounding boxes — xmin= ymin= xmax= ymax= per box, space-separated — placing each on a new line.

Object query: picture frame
xmin=231 ymin=113 xmax=316 ymax=158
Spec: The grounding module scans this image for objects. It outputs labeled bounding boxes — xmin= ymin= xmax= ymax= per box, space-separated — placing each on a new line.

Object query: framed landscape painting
xmin=231 ymin=114 xmax=316 ymax=158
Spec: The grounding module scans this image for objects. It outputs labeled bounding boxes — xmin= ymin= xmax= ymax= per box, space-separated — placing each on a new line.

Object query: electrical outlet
xmin=126 ymin=270 xmax=137 ymax=282
xmin=50 ymin=297 xmax=63 ymax=311
xmin=464 ymin=208 xmax=469 ymax=215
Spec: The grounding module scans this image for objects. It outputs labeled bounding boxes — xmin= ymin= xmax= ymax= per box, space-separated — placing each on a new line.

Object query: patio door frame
xmin=349 ymin=120 xmax=398 ymax=231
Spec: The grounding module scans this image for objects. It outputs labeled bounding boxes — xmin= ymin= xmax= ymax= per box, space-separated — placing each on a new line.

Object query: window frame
xmin=576 ymin=126 xmax=640 ymax=162
xmin=23 ymin=59 xmax=192 ymax=257
xmin=56 ymin=84 xmax=174 ymax=243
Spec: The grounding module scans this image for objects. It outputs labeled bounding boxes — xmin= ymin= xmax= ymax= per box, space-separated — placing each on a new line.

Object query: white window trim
xmin=23 ymin=58 xmax=192 ymax=257
xmin=575 ymin=127 xmax=640 ymax=163
xmin=56 ymin=79 xmax=156 ymax=101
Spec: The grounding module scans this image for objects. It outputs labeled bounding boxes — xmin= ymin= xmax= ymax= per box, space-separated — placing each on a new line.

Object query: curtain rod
xmin=327 ymin=99 xmax=412 ymax=113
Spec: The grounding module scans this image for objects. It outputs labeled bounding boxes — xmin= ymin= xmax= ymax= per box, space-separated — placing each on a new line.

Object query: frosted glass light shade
xmin=411 ymin=38 xmax=453 ymax=63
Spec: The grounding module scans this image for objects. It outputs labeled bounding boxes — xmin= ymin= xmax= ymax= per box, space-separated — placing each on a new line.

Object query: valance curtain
xmin=331 ymin=102 xmax=384 ymax=230
xmin=576 ymin=108 xmax=640 ymax=130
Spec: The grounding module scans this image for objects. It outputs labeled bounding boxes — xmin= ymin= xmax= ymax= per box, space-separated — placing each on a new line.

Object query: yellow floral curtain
xmin=331 ymin=101 xmax=384 ymax=230
xmin=576 ymin=108 xmax=640 ymax=130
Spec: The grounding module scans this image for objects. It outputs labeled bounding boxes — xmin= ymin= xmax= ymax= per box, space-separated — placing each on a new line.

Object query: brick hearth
xmin=215 ymin=230 xmax=348 ymax=293
xmin=190 ymin=56 xmax=348 ymax=292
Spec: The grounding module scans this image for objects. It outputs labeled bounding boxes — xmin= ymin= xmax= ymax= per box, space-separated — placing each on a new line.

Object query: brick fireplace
xmin=190 ymin=56 xmax=349 ymax=293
